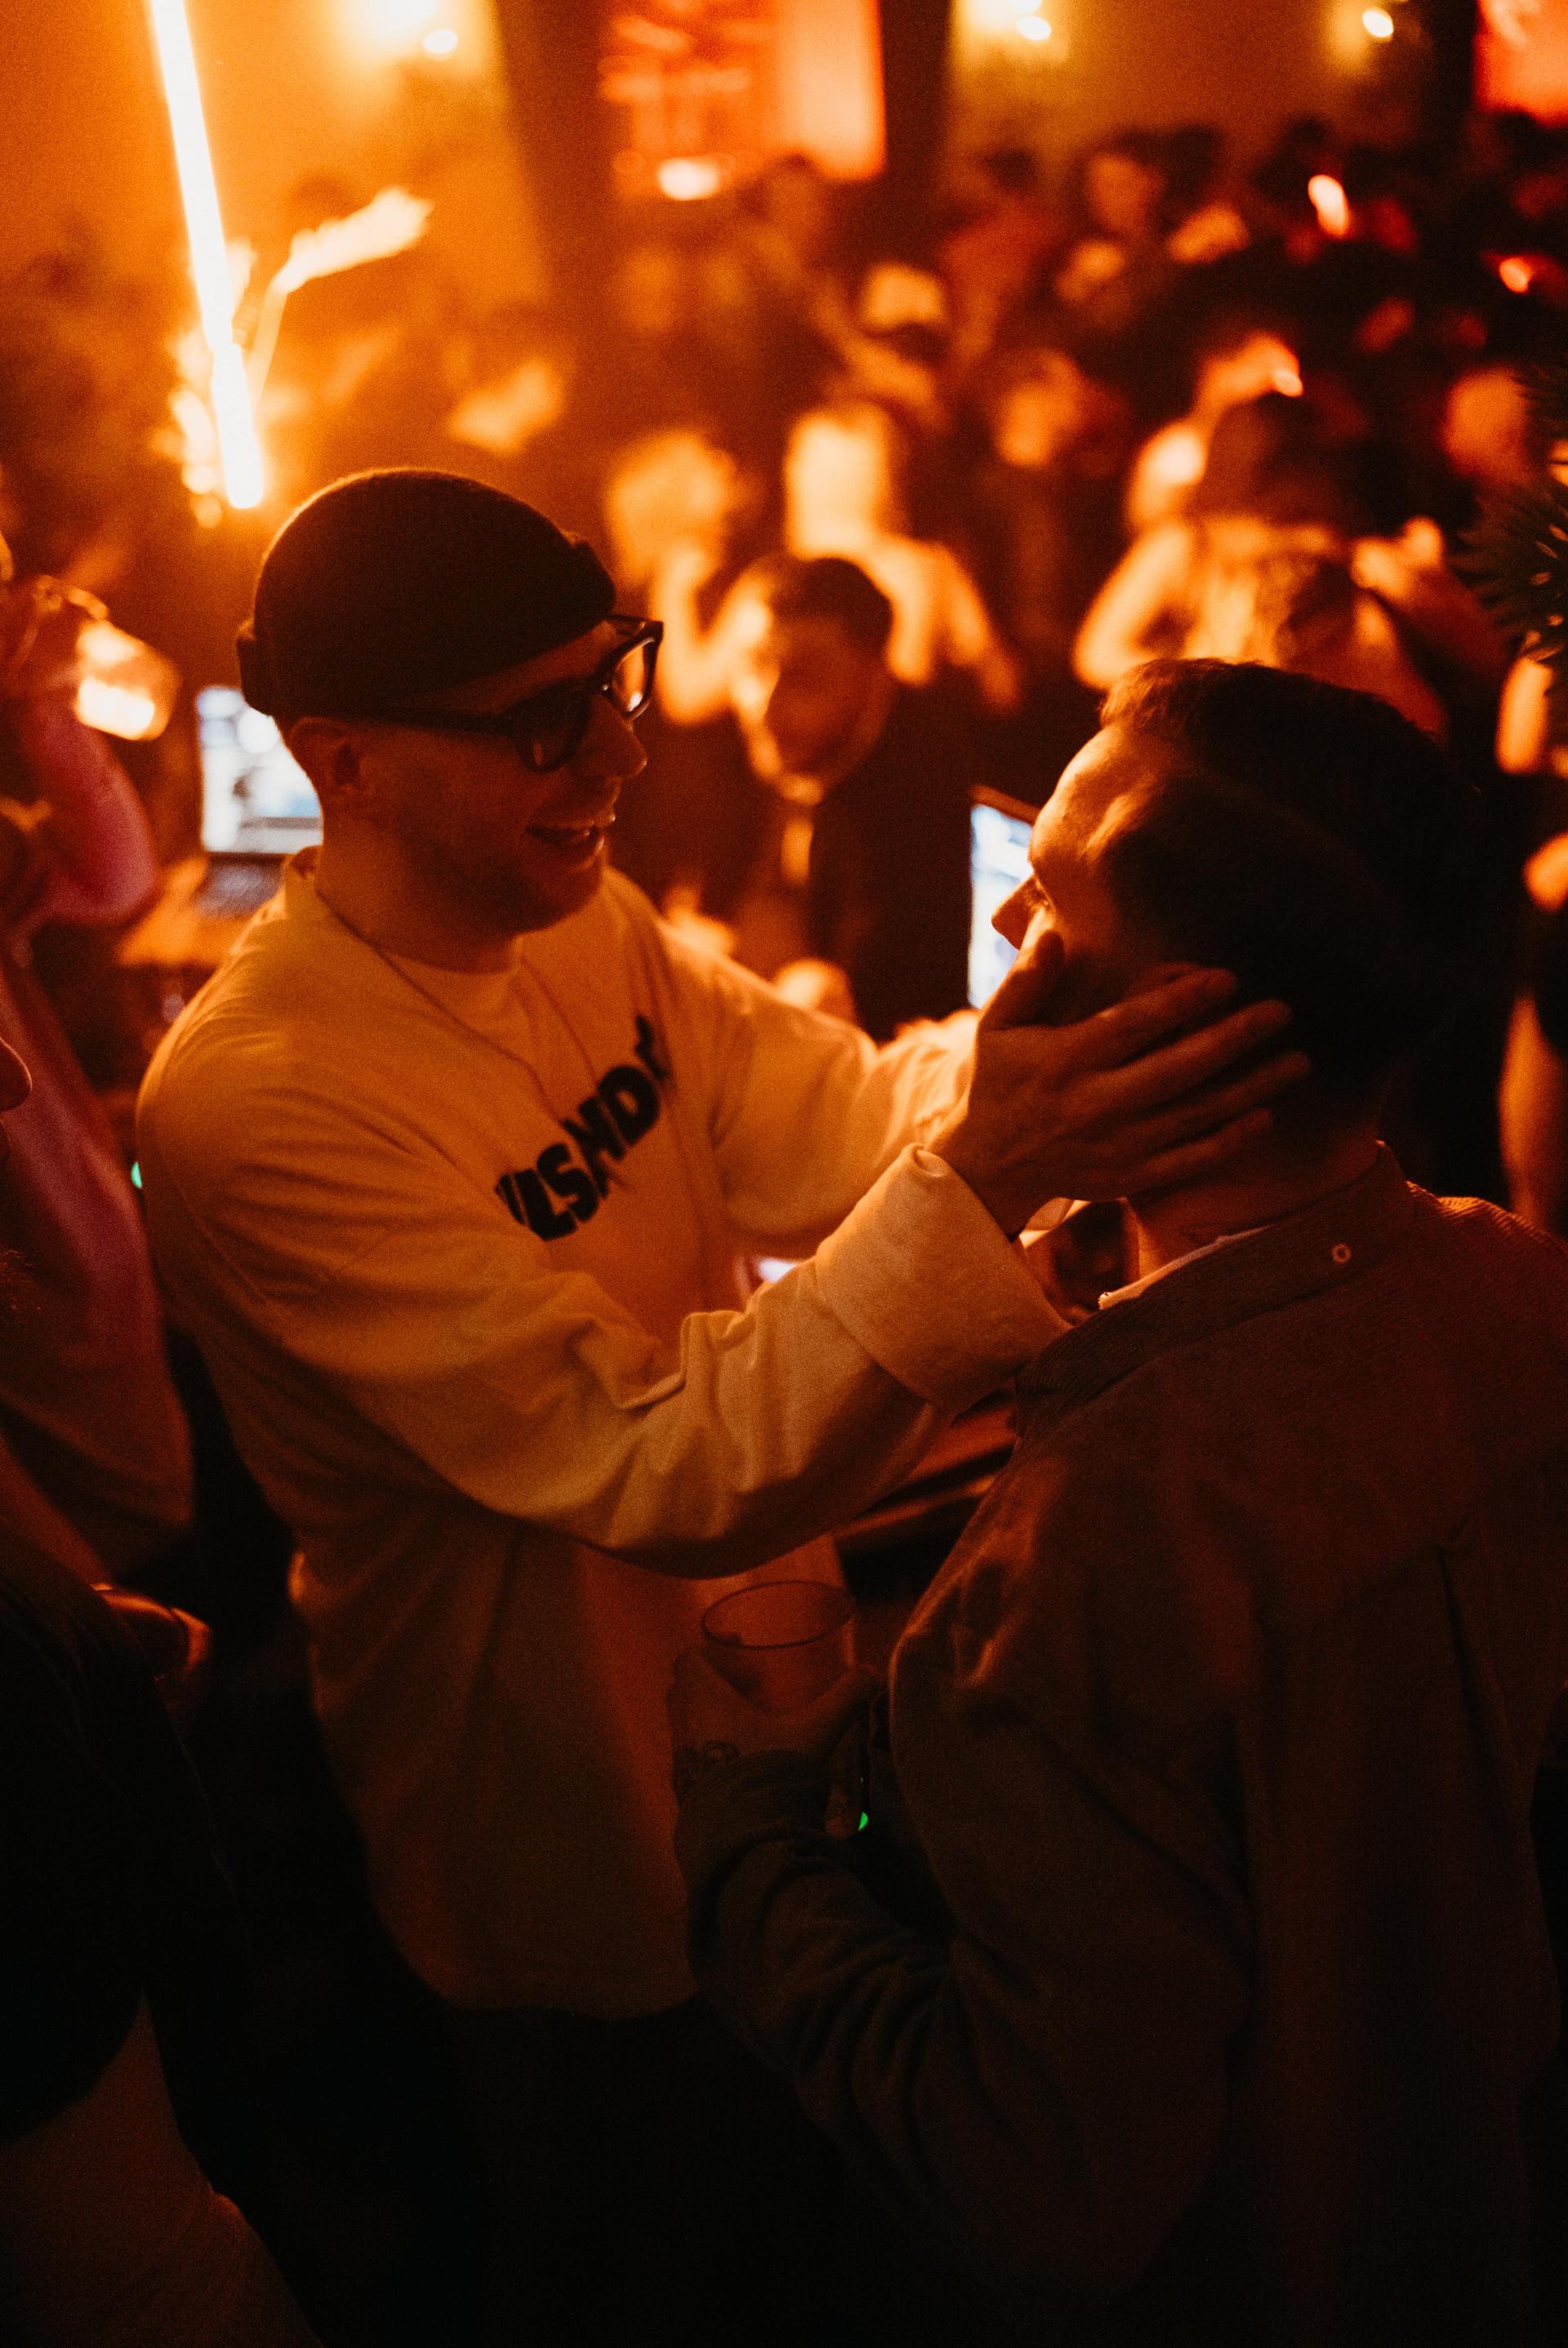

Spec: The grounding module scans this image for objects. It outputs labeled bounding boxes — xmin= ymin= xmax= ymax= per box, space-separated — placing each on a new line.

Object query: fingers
xmin=1119 ymin=1107 xmax=1280 ymax=1196
xmin=1054 ymin=965 xmax=1243 ymax=1067
xmin=978 ymin=925 xmax=1064 ymax=1031
xmin=1085 ymin=996 xmax=1294 ymax=1115
xmin=1117 ymin=1046 xmax=1312 ymax=1151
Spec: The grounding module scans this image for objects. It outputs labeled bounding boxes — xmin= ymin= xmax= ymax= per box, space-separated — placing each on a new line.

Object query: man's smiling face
xmin=296 ymin=620 xmax=650 ymax=936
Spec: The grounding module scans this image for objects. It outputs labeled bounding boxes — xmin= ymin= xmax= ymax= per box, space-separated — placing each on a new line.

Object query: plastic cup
xmin=701 ymin=1579 xmax=855 ymax=1715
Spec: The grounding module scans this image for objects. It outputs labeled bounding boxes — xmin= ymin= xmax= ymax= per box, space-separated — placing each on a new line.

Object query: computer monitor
xmin=198 ymin=685 xmax=322 ymax=858
xmin=968 ymin=787 xmax=1036 ymax=1009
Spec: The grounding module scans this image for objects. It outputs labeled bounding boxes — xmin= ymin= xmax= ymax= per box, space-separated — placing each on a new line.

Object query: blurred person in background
xmin=938 ymin=147 xmax=1064 ymax=388
xmin=1161 ymin=126 xmax=1251 ymax=267
xmin=722 ymin=555 xmax=974 ymax=1039
xmin=439 ymin=303 xmax=596 ymax=540
xmin=1122 ymin=313 xmax=1303 ymax=532
xmin=960 ymin=344 xmax=1128 ymax=777
xmin=0 ymin=1031 xmax=319 ymax=2348
xmin=603 ymin=428 xmax=768 ymax=920
xmin=1499 ymin=825 xmax=1568 ymax=1234
xmin=0 ymin=557 xmax=191 ymax=1575
xmin=1054 ymin=130 xmax=1172 ymax=311
xmin=1075 ymin=391 xmax=1450 ymax=736
xmin=655 ymin=400 xmax=1021 ymax=723
xmin=1440 ymin=362 xmax=1544 ymax=512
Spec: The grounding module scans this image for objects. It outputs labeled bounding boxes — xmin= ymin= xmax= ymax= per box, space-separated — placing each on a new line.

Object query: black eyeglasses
xmin=376 ymin=617 xmax=662 ymax=774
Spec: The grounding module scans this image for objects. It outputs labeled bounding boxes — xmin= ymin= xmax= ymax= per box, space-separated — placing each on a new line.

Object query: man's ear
xmin=284 ymin=717 xmax=376 ymax=818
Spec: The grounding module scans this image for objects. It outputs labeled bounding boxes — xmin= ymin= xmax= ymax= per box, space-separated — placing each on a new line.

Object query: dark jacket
xmin=679 ymin=1155 xmax=1568 ymax=2343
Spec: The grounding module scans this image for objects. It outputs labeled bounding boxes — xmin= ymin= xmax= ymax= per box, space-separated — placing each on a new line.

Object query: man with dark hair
xmin=726 ymin=552 xmax=976 ymax=1038
xmin=1094 ymin=655 xmax=1479 ymax=1091
xmin=135 ymin=483 xmax=1297 ymax=2343
xmin=671 ymin=658 xmax=1568 ymax=2344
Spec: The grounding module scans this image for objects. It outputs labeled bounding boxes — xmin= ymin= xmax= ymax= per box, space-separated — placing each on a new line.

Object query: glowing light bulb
xmin=1362 ymin=7 xmax=1395 ymax=36
xmin=421 ymin=25 xmax=458 ymax=55
xmin=657 ymin=157 xmax=724 ymax=202
xmin=1499 ymin=255 xmax=1535 ymax=292
xmin=1308 ymin=174 xmax=1351 ymax=238
xmin=1016 ymin=12 xmax=1053 ymax=38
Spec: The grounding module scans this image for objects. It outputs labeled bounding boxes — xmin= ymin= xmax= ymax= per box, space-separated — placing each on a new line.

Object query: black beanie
xmin=236 ymin=470 xmax=617 ymax=718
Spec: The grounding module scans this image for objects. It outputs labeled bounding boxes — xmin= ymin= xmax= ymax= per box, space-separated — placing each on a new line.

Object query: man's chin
xmin=504 ymin=842 xmax=609 ymax=933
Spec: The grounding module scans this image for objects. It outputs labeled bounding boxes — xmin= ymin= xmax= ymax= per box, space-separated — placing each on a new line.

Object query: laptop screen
xmin=198 ymin=686 xmax=322 ymax=857
xmin=968 ymin=793 xmax=1034 ymax=1009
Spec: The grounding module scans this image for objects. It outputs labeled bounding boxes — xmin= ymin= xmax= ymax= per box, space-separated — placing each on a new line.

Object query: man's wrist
xmin=929 ymin=1129 xmax=1027 ymax=1239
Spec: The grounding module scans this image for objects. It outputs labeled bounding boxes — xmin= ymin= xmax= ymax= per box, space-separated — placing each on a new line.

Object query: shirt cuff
xmin=814 ymin=1147 xmax=1066 ymax=1409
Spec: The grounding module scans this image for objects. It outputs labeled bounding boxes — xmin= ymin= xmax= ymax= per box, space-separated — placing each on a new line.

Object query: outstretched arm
xmin=1073 ymin=521 xmax=1192 ymax=690
xmin=3 ymin=695 xmax=159 ymax=929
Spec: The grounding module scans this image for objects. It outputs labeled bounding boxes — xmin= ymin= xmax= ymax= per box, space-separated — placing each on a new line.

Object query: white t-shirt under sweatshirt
xmin=136 ymin=858 xmax=1061 ymax=2013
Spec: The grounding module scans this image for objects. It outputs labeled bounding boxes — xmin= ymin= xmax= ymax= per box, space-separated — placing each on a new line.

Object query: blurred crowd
xmin=16 ymin=113 xmax=1568 ymax=1164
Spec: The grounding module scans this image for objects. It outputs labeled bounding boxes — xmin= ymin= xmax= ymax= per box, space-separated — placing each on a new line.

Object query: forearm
xmin=675 ymin=1693 xmax=1246 ymax=2299
xmin=7 ymin=697 xmax=158 ymax=926
xmin=675 ymin=1758 xmax=1169 ymax=2299
xmin=339 ymin=1149 xmax=1062 ymax=1567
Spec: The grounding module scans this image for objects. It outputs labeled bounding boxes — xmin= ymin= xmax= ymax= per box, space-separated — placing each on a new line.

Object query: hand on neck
xmin=1125 ymin=1114 xmax=1383 ymax=1285
xmin=312 ymin=835 xmax=519 ymax=973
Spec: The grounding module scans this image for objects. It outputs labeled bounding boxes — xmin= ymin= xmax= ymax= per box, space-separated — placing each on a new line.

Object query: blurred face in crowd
xmin=1085 ymin=149 xmax=1166 ymax=243
xmin=1441 ymin=367 xmax=1535 ymax=496
xmin=728 ymin=609 xmax=889 ymax=782
xmin=604 ymin=430 xmax=742 ymax=590
xmin=993 ymin=725 xmax=1177 ymax=1024
xmin=290 ymin=622 xmax=647 ymax=936
xmin=991 ymin=355 xmax=1091 ymax=470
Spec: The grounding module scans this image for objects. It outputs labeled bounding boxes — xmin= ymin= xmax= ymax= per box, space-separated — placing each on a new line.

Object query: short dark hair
xmin=1098 ymin=660 xmax=1486 ymax=1105
xmin=747 ymin=555 xmax=895 ymax=656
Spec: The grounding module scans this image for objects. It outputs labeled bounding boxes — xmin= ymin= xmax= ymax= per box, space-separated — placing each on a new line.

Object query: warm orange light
xmin=1016 ymin=11 xmax=1053 ymax=39
xmin=1362 ymin=7 xmax=1395 ymax=36
xmin=422 ymin=25 xmax=458 ymax=56
xmin=354 ymin=0 xmax=439 ymax=49
xmin=145 ymin=0 xmax=264 ymax=509
xmin=1308 ymin=174 xmax=1352 ymax=238
xmin=1499 ymin=254 xmax=1536 ymax=292
xmin=657 ymin=157 xmax=724 ymax=202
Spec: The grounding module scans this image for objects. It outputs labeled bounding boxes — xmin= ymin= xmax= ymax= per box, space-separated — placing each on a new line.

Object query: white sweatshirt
xmin=136 ymin=858 xmax=1061 ymax=2012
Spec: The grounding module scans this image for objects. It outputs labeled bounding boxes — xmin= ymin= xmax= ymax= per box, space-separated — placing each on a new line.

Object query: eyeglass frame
xmin=369 ymin=617 xmax=663 ymax=774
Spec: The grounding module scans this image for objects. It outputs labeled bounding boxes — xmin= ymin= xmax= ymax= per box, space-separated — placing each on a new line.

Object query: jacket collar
xmin=1016 ymin=1148 xmax=1415 ymax=1428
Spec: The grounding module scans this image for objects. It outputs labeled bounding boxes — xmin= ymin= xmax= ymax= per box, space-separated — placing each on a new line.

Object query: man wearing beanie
xmin=136 ymin=470 xmax=1297 ymax=2342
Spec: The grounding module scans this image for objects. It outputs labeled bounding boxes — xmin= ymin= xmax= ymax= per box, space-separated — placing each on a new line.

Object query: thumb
xmin=980 ymin=922 xmax=1064 ymax=1032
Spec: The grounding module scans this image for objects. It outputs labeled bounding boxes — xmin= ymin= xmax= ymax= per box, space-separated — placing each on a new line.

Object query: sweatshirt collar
xmin=1015 ymin=1148 xmax=1415 ymax=1428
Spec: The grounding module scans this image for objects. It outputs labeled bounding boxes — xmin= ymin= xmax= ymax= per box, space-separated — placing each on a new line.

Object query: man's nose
xmin=574 ymin=693 xmax=647 ymax=785
xmin=992 ymin=881 xmax=1037 ymax=951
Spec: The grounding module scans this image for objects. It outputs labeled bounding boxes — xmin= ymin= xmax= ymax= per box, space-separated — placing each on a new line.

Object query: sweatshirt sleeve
xmin=138 ymin=1037 xmax=1062 ymax=1571
xmin=674 ymin=1670 xmax=1252 ymax=2302
xmin=644 ymin=914 xmax=977 ymax=1259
